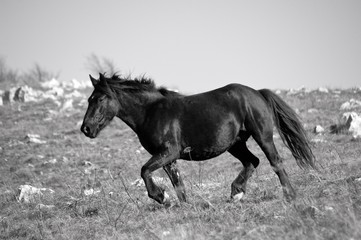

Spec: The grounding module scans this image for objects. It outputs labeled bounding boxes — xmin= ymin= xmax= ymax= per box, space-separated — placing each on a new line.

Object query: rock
xmin=17 ymin=85 xmax=43 ymax=102
xmin=308 ymin=108 xmax=319 ymax=113
xmin=131 ymin=176 xmax=167 ymax=187
xmin=131 ymin=178 xmax=145 ymax=187
xmin=37 ymin=204 xmax=55 ymax=210
xmin=330 ymin=112 xmax=361 ymax=138
xmin=64 ymin=90 xmax=84 ymax=99
xmin=44 ymin=158 xmax=57 ymax=164
xmin=62 ymin=78 xmax=91 ymax=90
xmin=340 ymin=99 xmax=361 ymax=110
xmin=311 ymin=138 xmax=327 ymax=143
xmin=4 ymin=85 xmax=57 ymax=103
xmin=25 ymin=134 xmax=47 ymax=144
xmin=2 ymin=87 xmax=17 ymax=104
xmin=313 ymin=125 xmax=325 ymax=134
xmin=18 ymin=185 xmax=54 ymax=203
xmin=46 ymin=87 xmax=64 ymax=98
xmin=60 ymin=99 xmax=74 ymax=112
xmin=81 ymin=160 xmax=99 ymax=175
xmin=41 ymin=78 xmax=60 ymax=89
xmin=1 ymin=77 xmax=88 ymax=106
xmin=83 ymin=188 xmax=101 ymax=196
xmin=324 ymin=206 xmax=334 ymax=211
xmin=286 ymin=86 xmax=313 ymax=95
xmin=343 ymin=112 xmax=361 ymax=139
xmin=287 ymin=87 xmax=302 ymax=95
xmin=318 ymin=87 xmax=329 ymax=93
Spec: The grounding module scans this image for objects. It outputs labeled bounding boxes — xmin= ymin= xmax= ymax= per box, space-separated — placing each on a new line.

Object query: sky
xmin=1 ymin=0 xmax=360 ymax=93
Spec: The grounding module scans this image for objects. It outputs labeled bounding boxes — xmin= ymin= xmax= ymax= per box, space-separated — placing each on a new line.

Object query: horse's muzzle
xmin=81 ymin=124 xmax=97 ymax=138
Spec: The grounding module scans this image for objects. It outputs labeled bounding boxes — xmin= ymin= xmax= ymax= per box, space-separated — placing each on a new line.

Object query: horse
xmin=81 ymin=73 xmax=315 ymax=205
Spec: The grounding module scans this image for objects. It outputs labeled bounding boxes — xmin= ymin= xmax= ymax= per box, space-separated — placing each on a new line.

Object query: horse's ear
xmin=89 ymin=74 xmax=98 ymax=86
xmin=99 ymin=73 xmax=106 ymax=82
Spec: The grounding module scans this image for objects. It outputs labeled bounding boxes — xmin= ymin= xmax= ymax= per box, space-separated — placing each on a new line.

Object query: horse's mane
xmin=96 ymin=73 xmax=182 ymax=97
xmin=158 ymin=87 xmax=182 ymax=97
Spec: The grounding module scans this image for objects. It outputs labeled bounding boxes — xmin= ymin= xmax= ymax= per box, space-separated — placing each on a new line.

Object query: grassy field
xmin=1 ymin=87 xmax=361 ymax=239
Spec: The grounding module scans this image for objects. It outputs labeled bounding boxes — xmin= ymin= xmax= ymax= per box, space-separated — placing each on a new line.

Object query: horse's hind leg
xmin=228 ymin=139 xmax=259 ymax=201
xmin=253 ymin=132 xmax=296 ymax=202
xmin=163 ymin=161 xmax=187 ymax=202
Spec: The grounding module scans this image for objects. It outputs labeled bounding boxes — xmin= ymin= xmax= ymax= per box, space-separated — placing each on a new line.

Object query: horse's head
xmin=81 ymin=73 xmax=120 ymax=138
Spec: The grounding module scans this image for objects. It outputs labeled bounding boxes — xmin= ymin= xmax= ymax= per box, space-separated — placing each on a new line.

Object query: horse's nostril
xmin=82 ymin=126 xmax=90 ymax=134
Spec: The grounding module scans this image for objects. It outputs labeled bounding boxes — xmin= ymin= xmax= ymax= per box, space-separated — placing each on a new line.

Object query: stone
xmin=313 ymin=125 xmax=325 ymax=134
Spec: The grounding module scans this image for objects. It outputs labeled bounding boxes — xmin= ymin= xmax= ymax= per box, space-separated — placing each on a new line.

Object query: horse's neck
xmin=116 ymin=91 xmax=163 ymax=132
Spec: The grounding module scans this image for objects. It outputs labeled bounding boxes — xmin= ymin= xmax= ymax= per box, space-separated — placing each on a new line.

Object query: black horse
xmin=81 ymin=73 xmax=315 ymax=204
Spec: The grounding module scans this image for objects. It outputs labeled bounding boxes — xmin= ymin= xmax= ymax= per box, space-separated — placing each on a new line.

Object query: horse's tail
xmin=258 ymin=89 xmax=315 ymax=169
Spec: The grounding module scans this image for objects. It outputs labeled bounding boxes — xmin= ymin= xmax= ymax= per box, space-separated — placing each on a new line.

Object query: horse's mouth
xmin=81 ymin=124 xmax=99 ymax=138
xmin=81 ymin=128 xmax=98 ymax=138
xmin=87 ymin=132 xmax=98 ymax=138
xmin=81 ymin=118 xmax=111 ymax=139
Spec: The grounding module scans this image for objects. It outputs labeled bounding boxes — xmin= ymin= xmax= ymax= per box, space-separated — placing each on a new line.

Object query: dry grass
xmin=1 ymin=89 xmax=361 ymax=239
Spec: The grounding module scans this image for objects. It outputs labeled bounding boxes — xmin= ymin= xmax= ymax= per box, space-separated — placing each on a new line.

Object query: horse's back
xmin=171 ymin=84 xmax=270 ymax=159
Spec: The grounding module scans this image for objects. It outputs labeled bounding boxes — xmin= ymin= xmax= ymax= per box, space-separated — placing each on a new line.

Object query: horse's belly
xmin=179 ymin=147 xmax=227 ymax=161
xmin=180 ymin=118 xmax=240 ymax=160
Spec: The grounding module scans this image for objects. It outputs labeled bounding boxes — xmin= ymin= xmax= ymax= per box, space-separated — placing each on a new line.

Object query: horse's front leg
xmin=163 ymin=161 xmax=187 ymax=202
xmin=141 ymin=152 xmax=179 ymax=204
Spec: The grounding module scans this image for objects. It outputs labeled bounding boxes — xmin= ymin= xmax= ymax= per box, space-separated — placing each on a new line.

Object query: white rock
xmin=41 ymin=78 xmax=60 ymax=89
xmin=46 ymin=87 xmax=64 ymax=97
xmin=83 ymin=188 xmax=101 ymax=196
xmin=341 ymin=102 xmax=351 ymax=110
xmin=308 ymin=108 xmax=319 ymax=113
xmin=25 ymin=134 xmax=46 ymax=144
xmin=341 ymin=112 xmax=361 ymax=138
xmin=314 ymin=125 xmax=325 ymax=134
xmin=65 ymin=90 xmax=84 ymax=99
xmin=131 ymin=176 xmax=167 ymax=187
xmin=340 ymin=99 xmax=361 ymax=110
xmin=311 ymin=138 xmax=327 ymax=143
xmin=60 ymin=99 xmax=74 ymax=112
xmin=325 ymin=206 xmax=334 ymax=211
xmin=18 ymin=185 xmax=54 ymax=203
xmin=4 ymin=87 xmax=18 ymax=103
xmin=131 ymin=179 xmax=144 ymax=187
xmin=62 ymin=78 xmax=92 ymax=90
xmin=37 ymin=204 xmax=55 ymax=210
xmin=318 ymin=87 xmax=329 ymax=93
xmin=287 ymin=88 xmax=299 ymax=95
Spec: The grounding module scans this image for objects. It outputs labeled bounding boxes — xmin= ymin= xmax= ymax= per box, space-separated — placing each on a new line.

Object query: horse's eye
xmin=99 ymin=96 xmax=106 ymax=102
xmin=88 ymin=95 xmax=95 ymax=102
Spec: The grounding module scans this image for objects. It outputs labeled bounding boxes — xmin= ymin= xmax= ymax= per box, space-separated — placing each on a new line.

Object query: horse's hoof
xmin=232 ymin=192 xmax=244 ymax=202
